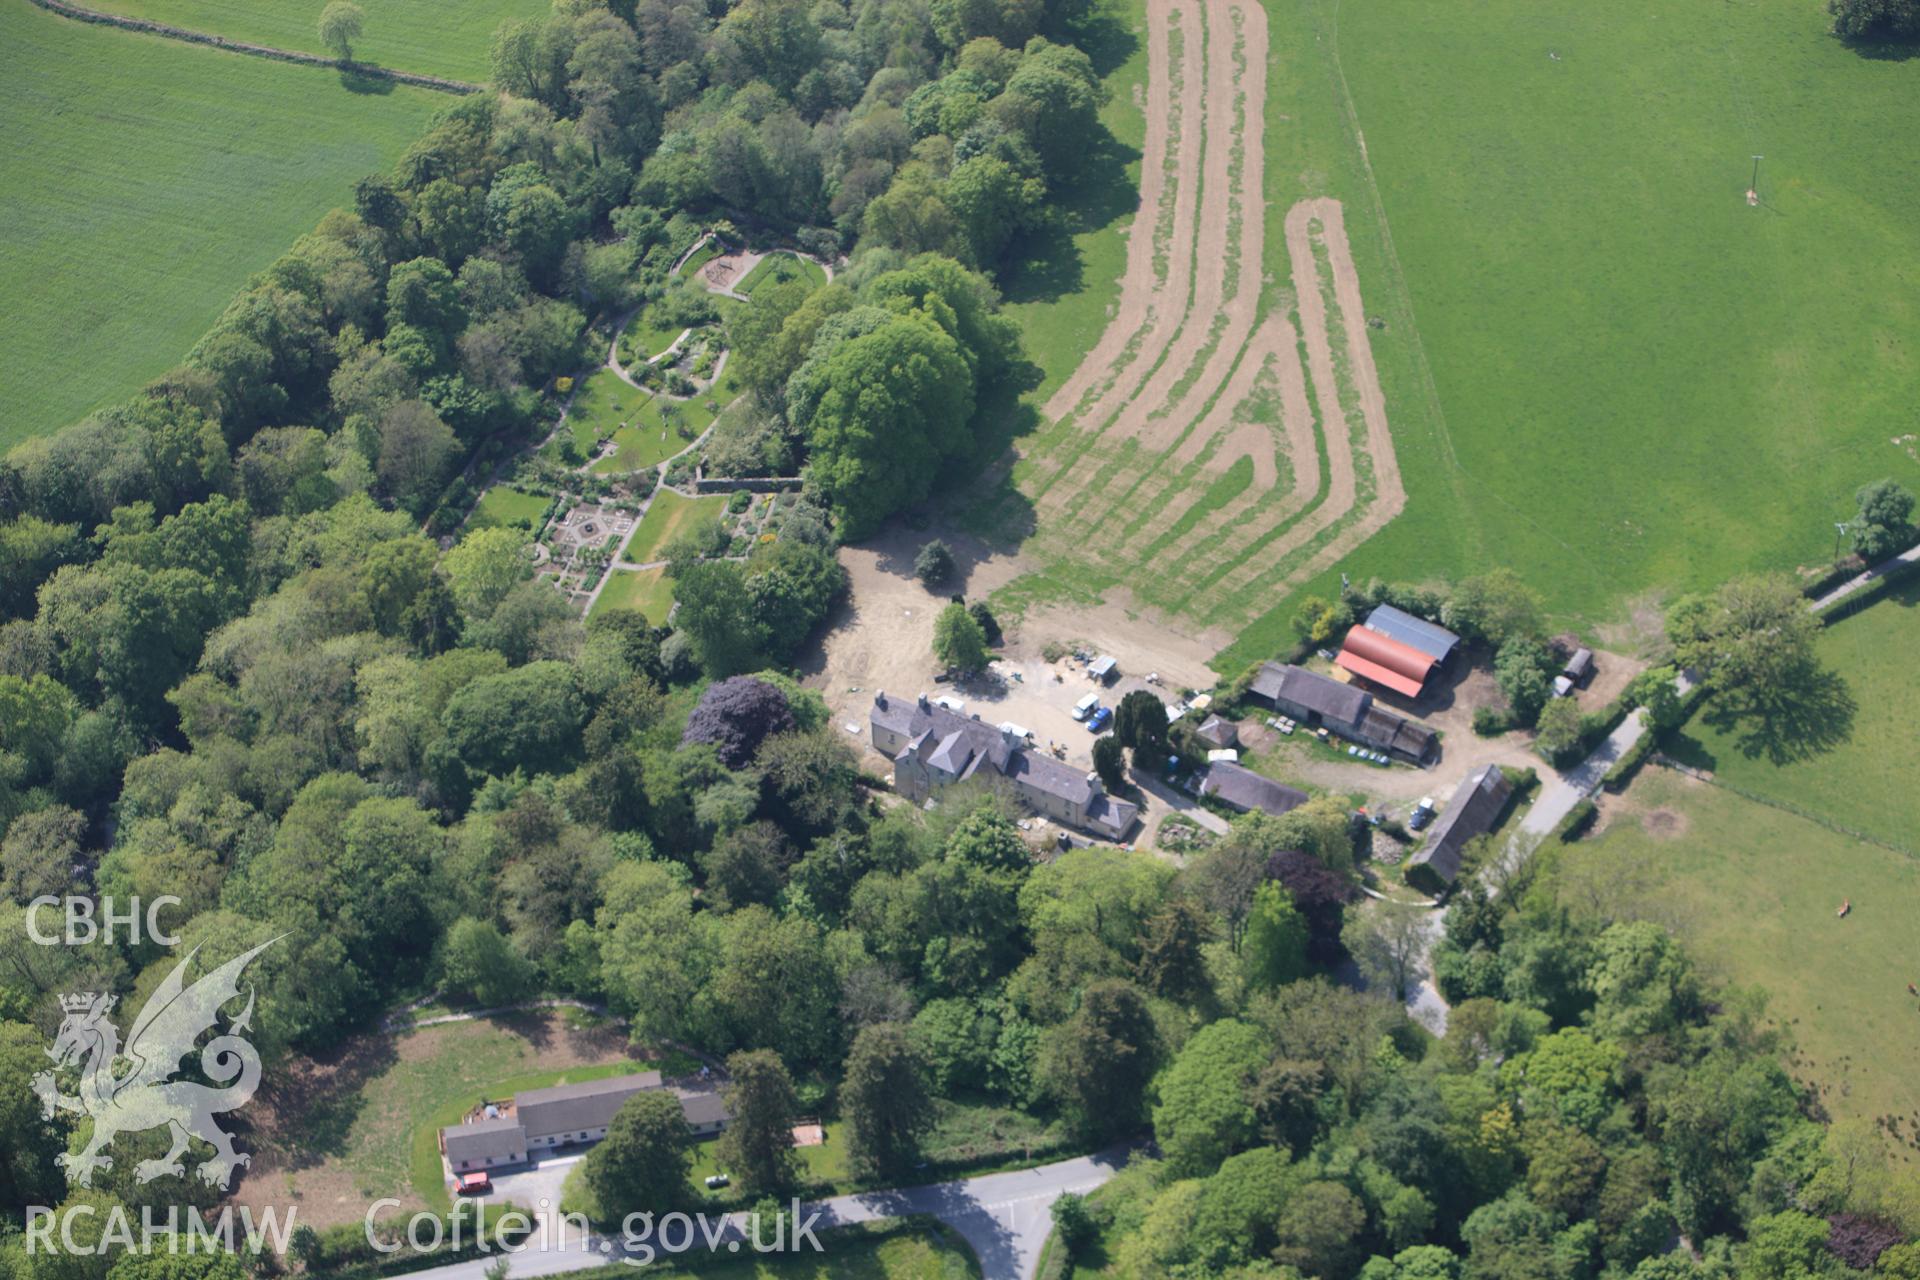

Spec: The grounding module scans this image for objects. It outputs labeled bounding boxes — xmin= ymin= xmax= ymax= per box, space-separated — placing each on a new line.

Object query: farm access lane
xmin=1806 ymin=540 xmax=1920 ymax=610
xmin=400 ymin=1147 xmax=1133 ymax=1280
xmin=1396 ymin=669 xmax=1700 ymax=1035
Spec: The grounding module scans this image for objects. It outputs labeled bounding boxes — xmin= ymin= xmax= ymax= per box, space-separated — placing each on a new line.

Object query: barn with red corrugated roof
xmin=1334 ymin=624 xmax=1435 ymax=699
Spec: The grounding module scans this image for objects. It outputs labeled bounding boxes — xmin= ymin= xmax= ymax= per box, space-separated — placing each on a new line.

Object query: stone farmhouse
xmin=870 ymin=691 xmax=1141 ymax=841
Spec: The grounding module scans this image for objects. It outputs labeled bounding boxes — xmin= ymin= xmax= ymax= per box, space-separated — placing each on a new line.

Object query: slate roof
xmin=440 ymin=1116 xmax=526 ymax=1166
xmin=1407 ymin=764 xmax=1513 ymax=885
xmin=675 ymin=1089 xmax=730 ymax=1130
xmin=517 ymin=1071 xmax=664 ymax=1140
xmin=1198 ymin=762 xmax=1308 ymax=817
xmin=1359 ymin=706 xmax=1438 ymax=762
xmin=1365 ymin=605 xmax=1460 ymax=663
xmin=1251 ymin=663 xmax=1371 ymax=725
xmin=1195 ymin=715 xmax=1239 ymax=749
xmin=872 ymin=694 xmax=1139 ymax=839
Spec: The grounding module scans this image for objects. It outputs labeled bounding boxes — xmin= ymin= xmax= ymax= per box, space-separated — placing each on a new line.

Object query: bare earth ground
xmin=800 ymin=526 xmax=1220 ymax=783
xmin=229 ymin=1012 xmax=632 ymax=1229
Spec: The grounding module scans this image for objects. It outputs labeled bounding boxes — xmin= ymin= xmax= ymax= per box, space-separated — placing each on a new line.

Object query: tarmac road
xmin=396 ymin=1146 xmax=1133 ymax=1280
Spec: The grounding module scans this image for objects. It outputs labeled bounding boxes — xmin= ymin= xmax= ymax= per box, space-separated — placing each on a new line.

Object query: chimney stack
xmin=874 ymin=689 xmax=887 ymax=708
xmin=1086 ymin=771 xmax=1103 ymax=796
xmin=917 ymin=691 xmax=929 ymax=709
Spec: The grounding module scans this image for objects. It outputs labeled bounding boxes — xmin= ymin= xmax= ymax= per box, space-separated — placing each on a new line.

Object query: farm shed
xmin=1563 ymin=648 xmax=1595 ymax=686
xmin=1195 ymin=715 xmax=1240 ymax=750
xmin=1088 ymin=655 xmax=1118 ymax=683
xmin=1365 ymin=605 xmax=1460 ymax=664
xmin=1336 ymin=625 xmax=1437 ymax=699
xmin=1198 ymin=761 xmax=1309 ymax=817
xmin=1247 ymin=663 xmax=1438 ymax=765
xmin=1406 ymin=764 xmax=1515 ymax=891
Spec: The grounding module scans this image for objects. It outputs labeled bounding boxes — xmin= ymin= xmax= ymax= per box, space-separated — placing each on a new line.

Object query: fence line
xmin=1649 ymin=758 xmax=1917 ymax=862
xmin=26 ymin=0 xmax=484 ymax=93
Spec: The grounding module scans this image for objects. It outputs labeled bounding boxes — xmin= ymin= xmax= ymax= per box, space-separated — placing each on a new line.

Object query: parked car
xmin=1087 ymin=706 xmax=1113 ymax=733
xmin=1409 ymin=797 xmax=1436 ymax=831
xmin=456 ymin=1172 xmax=492 ymax=1197
xmin=704 ymin=1174 xmax=730 ymax=1190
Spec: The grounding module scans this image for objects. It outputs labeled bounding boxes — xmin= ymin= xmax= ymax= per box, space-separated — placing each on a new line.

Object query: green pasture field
xmin=0 ymin=2 xmax=441 ymax=448
xmin=1226 ymin=0 xmax=1920 ymax=656
xmin=1549 ymin=770 xmax=1920 ymax=1131
xmin=467 ymin=485 xmax=549 ymax=532
xmin=81 ymin=0 xmax=542 ymax=82
xmin=736 ymin=251 xmax=828 ymax=296
xmin=623 ymin=489 xmax=728 ymax=565
xmin=970 ymin=0 xmax=1920 ymax=676
xmin=589 ymin=566 xmax=676 ymax=624
xmin=1663 ymin=576 xmax=1920 ymax=852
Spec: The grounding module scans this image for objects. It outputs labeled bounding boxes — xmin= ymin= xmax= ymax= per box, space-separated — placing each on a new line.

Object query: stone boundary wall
xmin=692 ymin=476 xmax=804 ymax=494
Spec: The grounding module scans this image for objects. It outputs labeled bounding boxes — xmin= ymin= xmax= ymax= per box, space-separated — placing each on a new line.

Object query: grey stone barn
xmin=1197 ymin=761 xmax=1308 ymax=818
xmin=1247 ymin=663 xmax=1438 ymax=765
xmin=870 ymin=692 xmax=1140 ymax=841
xmin=1405 ymin=763 xmax=1515 ymax=892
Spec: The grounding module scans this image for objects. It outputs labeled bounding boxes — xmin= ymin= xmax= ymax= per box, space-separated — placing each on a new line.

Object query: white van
xmin=1072 ymin=692 xmax=1100 ymax=721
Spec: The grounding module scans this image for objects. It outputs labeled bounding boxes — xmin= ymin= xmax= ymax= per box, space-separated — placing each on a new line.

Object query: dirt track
xmin=1016 ymin=0 xmax=1404 ymax=628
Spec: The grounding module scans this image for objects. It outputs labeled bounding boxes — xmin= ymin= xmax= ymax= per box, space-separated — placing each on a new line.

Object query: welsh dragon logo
xmin=32 ymin=939 xmax=279 ymax=1190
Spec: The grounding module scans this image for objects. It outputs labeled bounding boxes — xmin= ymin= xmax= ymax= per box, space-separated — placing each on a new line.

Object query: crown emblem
xmin=60 ymin=993 xmax=101 ymax=1014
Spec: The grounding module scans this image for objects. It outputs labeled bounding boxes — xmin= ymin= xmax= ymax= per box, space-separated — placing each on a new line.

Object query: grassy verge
xmin=566 ymin=1097 xmax=1071 ymax=1220
xmin=0 ymin=0 xmax=441 ymax=446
